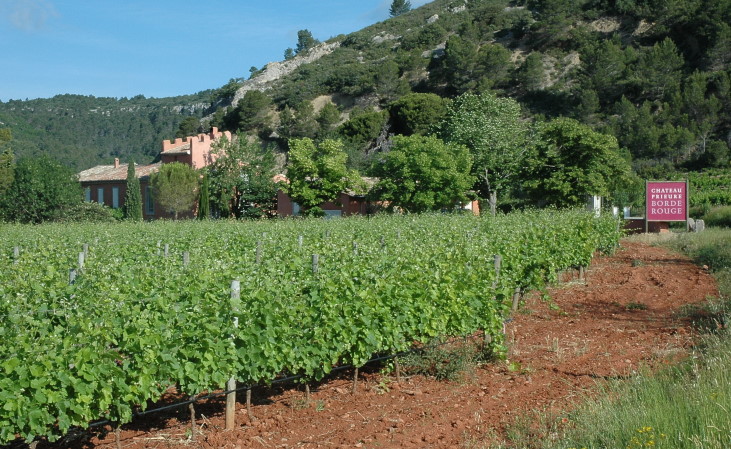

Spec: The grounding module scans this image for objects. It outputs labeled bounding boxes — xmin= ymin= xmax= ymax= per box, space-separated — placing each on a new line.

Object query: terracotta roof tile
xmin=79 ymin=162 xmax=161 ymax=182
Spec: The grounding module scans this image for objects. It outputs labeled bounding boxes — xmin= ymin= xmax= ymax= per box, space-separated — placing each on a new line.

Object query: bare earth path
xmin=34 ymin=239 xmax=719 ymax=449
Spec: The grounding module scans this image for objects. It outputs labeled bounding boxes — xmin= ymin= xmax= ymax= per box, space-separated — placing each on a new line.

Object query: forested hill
xmin=2 ymin=0 xmax=731 ymax=176
xmin=0 ymin=93 xmax=213 ymax=170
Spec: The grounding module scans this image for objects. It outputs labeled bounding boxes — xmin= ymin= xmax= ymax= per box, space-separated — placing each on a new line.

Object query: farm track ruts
xmin=27 ymin=239 xmax=719 ymax=449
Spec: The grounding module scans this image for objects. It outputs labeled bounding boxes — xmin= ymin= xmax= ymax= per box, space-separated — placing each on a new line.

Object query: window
xmin=84 ymin=187 xmax=91 ymax=202
xmin=112 ymin=187 xmax=120 ymax=209
xmin=97 ymin=187 xmax=104 ymax=204
xmin=145 ymin=186 xmax=154 ymax=215
xmin=323 ymin=210 xmax=342 ymax=219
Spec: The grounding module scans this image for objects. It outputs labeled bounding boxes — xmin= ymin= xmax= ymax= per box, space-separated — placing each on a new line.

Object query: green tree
xmin=0 ymin=155 xmax=82 ymax=223
xmin=150 ymin=162 xmax=199 ymax=219
xmin=631 ymin=38 xmax=684 ymax=102
xmin=316 ymin=102 xmax=342 ymax=139
xmin=286 ymin=138 xmax=363 ymax=217
xmin=440 ymin=92 xmax=532 ymax=215
xmin=295 ymin=30 xmax=320 ymax=55
xmin=389 ymin=0 xmax=412 ymax=17
xmin=0 ymin=128 xmax=14 ymax=197
xmin=235 ymin=90 xmax=272 ymax=132
xmin=208 ymin=136 xmax=279 ymax=219
xmin=122 ymin=161 xmax=143 ymax=221
xmin=441 ymin=35 xmax=480 ymax=94
xmin=370 ymin=135 xmax=474 ymax=213
xmin=175 ymin=117 xmax=201 ymax=138
xmin=523 ymin=117 xmax=632 ymax=207
xmin=517 ymin=52 xmax=545 ymax=92
xmin=389 ymin=93 xmax=451 ymax=136
xmin=197 ymin=171 xmax=211 ymax=219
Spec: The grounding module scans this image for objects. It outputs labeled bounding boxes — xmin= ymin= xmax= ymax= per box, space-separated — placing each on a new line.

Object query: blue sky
xmin=0 ymin=0 xmax=430 ymax=102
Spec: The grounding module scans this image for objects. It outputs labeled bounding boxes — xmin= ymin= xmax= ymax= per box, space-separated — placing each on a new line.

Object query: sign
xmin=646 ymin=180 xmax=688 ymax=222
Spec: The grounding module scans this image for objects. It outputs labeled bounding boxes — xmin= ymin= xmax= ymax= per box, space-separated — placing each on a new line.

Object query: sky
xmin=0 ymin=0 xmax=430 ymax=102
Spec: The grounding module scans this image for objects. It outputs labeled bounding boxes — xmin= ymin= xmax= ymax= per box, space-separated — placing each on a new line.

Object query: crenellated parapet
xmin=160 ymin=127 xmax=232 ymax=168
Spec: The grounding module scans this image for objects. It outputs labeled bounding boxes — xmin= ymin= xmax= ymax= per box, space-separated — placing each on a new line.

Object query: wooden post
xmin=183 ymin=252 xmax=190 ymax=267
xmin=82 ymin=243 xmax=89 ymax=258
xmin=13 ymin=246 xmax=19 ymax=264
xmin=246 ymin=388 xmax=256 ymax=422
xmin=78 ymin=252 xmax=85 ymax=271
xmin=511 ymin=287 xmax=521 ymax=312
xmin=579 ymin=265 xmax=585 ymax=282
xmin=353 ymin=241 xmax=358 ymax=255
xmin=226 ymin=280 xmax=240 ymax=431
xmin=492 ymin=255 xmax=502 ymax=289
xmin=352 ymin=367 xmax=359 ymax=394
xmin=298 ymin=235 xmax=303 ymax=248
xmin=255 ymin=241 xmax=262 ymax=264
xmin=69 ymin=268 xmax=77 ymax=285
xmin=312 ymin=254 xmax=319 ymax=274
xmin=380 ymin=236 xmax=385 ymax=249
xmin=164 ymin=244 xmax=169 ymax=258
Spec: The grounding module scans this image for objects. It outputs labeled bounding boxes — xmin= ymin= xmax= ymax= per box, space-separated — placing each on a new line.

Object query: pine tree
xmin=123 ymin=161 xmax=143 ymax=221
xmin=389 ymin=0 xmax=411 ymax=17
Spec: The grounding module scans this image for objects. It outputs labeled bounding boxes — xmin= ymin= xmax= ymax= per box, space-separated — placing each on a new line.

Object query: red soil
xmin=32 ymin=239 xmax=720 ymax=449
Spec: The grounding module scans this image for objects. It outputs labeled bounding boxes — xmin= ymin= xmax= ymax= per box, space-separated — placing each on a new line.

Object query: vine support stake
xmin=298 ymin=235 xmax=303 ymax=248
xmin=511 ymin=287 xmax=521 ymax=313
xmin=579 ymin=265 xmax=585 ymax=283
xmin=492 ymin=255 xmax=502 ymax=289
xmin=352 ymin=367 xmax=359 ymax=394
xmin=69 ymin=268 xmax=77 ymax=285
xmin=78 ymin=252 xmax=85 ymax=271
xmin=312 ymin=254 xmax=319 ymax=274
xmin=226 ymin=280 xmax=240 ymax=431
xmin=82 ymin=243 xmax=89 ymax=258
xmin=189 ymin=398 xmax=197 ymax=442
xmin=353 ymin=241 xmax=358 ymax=255
xmin=246 ymin=388 xmax=256 ymax=422
xmin=256 ymin=241 xmax=262 ymax=264
xmin=13 ymin=246 xmax=19 ymax=264
xmin=394 ymin=357 xmax=401 ymax=383
xmin=164 ymin=244 xmax=169 ymax=258
xmin=183 ymin=251 xmax=190 ymax=267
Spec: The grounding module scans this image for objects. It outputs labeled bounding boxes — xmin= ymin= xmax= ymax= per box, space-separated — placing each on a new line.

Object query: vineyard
xmin=0 ymin=211 xmax=622 ymax=445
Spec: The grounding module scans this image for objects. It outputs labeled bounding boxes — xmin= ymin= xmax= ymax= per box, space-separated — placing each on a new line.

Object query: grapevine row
xmin=0 ymin=210 xmax=622 ymax=444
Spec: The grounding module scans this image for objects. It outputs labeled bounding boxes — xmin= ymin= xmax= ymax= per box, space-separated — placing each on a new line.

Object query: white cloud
xmin=4 ymin=0 xmax=58 ymax=31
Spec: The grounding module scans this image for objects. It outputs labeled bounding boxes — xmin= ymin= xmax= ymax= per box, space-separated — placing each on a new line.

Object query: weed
xmin=626 ymin=302 xmax=648 ymax=311
xmin=400 ymin=339 xmax=483 ymax=382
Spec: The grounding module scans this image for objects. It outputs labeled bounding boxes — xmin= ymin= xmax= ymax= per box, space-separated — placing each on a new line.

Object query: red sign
xmin=646 ymin=181 xmax=687 ymax=222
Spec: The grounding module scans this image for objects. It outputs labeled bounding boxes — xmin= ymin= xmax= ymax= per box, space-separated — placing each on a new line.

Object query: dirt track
xmin=37 ymin=239 xmax=719 ymax=449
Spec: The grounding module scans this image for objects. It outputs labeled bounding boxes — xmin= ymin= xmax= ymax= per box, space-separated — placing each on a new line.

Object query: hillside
xmin=0 ymin=93 xmax=213 ymax=170
xmin=1 ymin=0 xmax=730 ymax=179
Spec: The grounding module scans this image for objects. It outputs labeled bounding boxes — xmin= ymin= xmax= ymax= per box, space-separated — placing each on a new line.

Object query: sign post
xmin=645 ymin=180 xmax=689 ymax=233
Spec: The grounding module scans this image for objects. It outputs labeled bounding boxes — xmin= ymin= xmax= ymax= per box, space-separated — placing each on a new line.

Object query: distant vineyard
xmin=689 ymin=169 xmax=731 ymax=207
xmin=0 ymin=211 xmax=621 ymax=444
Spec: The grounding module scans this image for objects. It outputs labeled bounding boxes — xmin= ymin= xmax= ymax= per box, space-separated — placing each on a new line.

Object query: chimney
xmin=114 ymin=158 xmax=120 ymax=169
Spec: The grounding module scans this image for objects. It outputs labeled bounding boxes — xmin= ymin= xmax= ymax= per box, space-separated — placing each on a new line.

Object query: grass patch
xmin=703 ymin=206 xmax=731 ymax=228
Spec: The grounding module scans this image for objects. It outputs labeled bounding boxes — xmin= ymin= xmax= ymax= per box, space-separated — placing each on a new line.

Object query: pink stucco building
xmin=78 ymin=127 xmax=231 ymax=219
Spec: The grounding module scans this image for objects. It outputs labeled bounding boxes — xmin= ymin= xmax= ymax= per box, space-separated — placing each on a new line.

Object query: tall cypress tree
xmin=123 ymin=161 xmax=143 ymax=221
xmin=197 ymin=171 xmax=210 ymax=219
